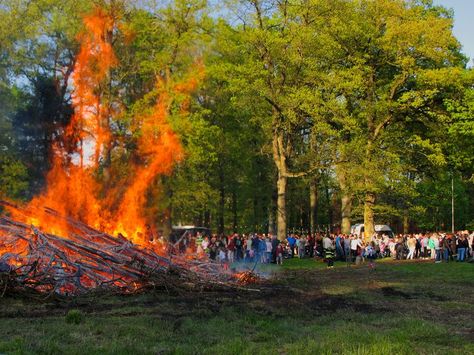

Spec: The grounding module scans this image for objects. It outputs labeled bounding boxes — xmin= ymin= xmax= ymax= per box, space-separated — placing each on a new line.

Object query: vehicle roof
xmin=350 ymin=224 xmax=393 ymax=231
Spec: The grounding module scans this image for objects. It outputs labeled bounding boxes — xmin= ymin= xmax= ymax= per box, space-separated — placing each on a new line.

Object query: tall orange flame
xmin=8 ymin=7 xmax=201 ymax=249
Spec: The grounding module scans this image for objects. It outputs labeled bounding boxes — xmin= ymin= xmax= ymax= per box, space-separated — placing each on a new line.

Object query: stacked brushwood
xmin=0 ymin=204 xmax=245 ymax=298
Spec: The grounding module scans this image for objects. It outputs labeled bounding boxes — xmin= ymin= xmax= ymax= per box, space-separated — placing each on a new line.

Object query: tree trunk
xmin=268 ymin=207 xmax=275 ymax=236
xmin=204 ymin=210 xmax=211 ymax=229
xmin=403 ymin=213 xmax=409 ymax=234
xmin=309 ymin=178 xmax=318 ymax=234
xmin=232 ymin=189 xmax=237 ymax=232
xmin=336 ymin=166 xmax=352 ymax=235
xmin=276 ymin=173 xmax=287 ymax=241
xmin=325 ymin=178 xmax=333 ymax=232
xmin=364 ymin=192 xmax=376 ymax=241
xmin=218 ymin=169 xmax=225 ymax=234
xmin=268 ymin=190 xmax=277 ymax=236
xmin=341 ymin=193 xmax=352 ymax=235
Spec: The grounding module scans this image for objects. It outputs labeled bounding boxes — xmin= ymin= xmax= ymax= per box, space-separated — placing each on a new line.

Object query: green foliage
xmin=0 ymin=0 xmax=472 ymax=232
xmin=65 ymin=309 xmax=84 ymax=325
xmin=0 ymin=155 xmax=28 ymax=199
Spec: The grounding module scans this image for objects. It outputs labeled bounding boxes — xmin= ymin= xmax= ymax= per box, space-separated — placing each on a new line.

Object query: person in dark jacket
xmin=271 ymin=235 xmax=280 ymax=263
xmin=442 ymin=235 xmax=451 ymax=262
xmin=457 ymin=235 xmax=469 ymax=262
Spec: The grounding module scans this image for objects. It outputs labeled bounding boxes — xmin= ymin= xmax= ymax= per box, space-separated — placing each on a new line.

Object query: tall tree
xmin=326 ymin=0 xmax=463 ymax=239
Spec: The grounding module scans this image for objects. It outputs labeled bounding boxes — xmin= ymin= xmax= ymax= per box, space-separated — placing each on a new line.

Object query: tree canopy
xmin=0 ymin=0 xmax=472 ymax=237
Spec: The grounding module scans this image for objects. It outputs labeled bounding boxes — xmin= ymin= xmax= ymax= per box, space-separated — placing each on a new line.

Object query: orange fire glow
xmin=7 ymin=7 xmax=201 ymax=249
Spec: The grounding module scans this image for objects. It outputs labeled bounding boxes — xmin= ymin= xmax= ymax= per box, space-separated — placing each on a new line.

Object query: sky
xmin=434 ymin=0 xmax=474 ymax=66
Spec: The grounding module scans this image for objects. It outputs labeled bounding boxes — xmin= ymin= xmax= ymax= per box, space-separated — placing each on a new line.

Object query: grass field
xmin=0 ymin=259 xmax=473 ymax=354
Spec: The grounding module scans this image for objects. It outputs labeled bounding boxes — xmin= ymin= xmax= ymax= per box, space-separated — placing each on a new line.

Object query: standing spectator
xmin=307 ymin=234 xmax=315 ymax=258
xmin=344 ymin=235 xmax=351 ymax=261
xmin=457 ymin=234 xmax=468 ymax=262
xmin=468 ymin=232 xmax=474 ymax=258
xmin=429 ymin=234 xmax=437 ymax=260
xmin=422 ymin=234 xmax=429 ymax=259
xmin=196 ymin=232 xmax=204 ymax=255
xmin=366 ymin=242 xmax=377 ymax=269
xmin=448 ymin=235 xmax=457 ymax=261
xmin=434 ymin=234 xmax=442 ymax=263
xmin=227 ymin=236 xmax=235 ymax=264
xmin=209 ymin=236 xmax=218 ymax=260
xmin=407 ymin=236 xmax=416 ymax=260
xmin=271 ymin=235 xmax=280 ymax=263
xmin=297 ymin=236 xmax=306 ymax=259
xmin=287 ymin=234 xmax=296 ymax=257
xmin=323 ymin=234 xmax=335 ymax=268
xmin=335 ymin=234 xmax=343 ymax=261
xmin=350 ymin=235 xmax=362 ymax=262
xmin=235 ymin=235 xmax=244 ymax=261
xmin=201 ymin=236 xmax=210 ymax=256
xmin=276 ymin=243 xmax=284 ymax=265
xmin=265 ymin=237 xmax=273 ymax=264
xmin=442 ymin=235 xmax=451 ymax=262
xmin=245 ymin=235 xmax=252 ymax=261
xmin=258 ymin=235 xmax=267 ymax=263
xmin=415 ymin=235 xmax=422 ymax=259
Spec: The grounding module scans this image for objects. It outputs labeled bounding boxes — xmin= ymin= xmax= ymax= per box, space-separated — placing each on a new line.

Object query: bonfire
xmin=0 ymin=7 xmax=255 ymax=297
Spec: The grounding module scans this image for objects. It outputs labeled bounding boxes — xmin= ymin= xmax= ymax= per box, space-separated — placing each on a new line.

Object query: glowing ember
xmin=234 ymin=271 xmax=260 ymax=285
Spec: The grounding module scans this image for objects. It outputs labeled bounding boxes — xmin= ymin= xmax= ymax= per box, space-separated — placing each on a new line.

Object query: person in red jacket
xmin=276 ymin=243 xmax=284 ymax=265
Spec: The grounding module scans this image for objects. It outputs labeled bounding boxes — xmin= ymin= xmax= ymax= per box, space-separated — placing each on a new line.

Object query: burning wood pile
xmin=0 ymin=8 xmax=261 ymax=298
xmin=0 ymin=203 xmax=247 ymax=298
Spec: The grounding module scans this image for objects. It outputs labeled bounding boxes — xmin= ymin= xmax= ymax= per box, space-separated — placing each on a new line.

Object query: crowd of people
xmin=176 ymin=230 xmax=474 ymax=268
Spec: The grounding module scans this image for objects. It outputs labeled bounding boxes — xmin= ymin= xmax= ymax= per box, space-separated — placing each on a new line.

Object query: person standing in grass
xmin=276 ymin=242 xmax=284 ymax=265
xmin=271 ymin=235 xmax=280 ymax=263
xmin=350 ymin=235 xmax=362 ymax=263
xmin=287 ymin=234 xmax=296 ymax=257
xmin=456 ymin=234 xmax=468 ymax=262
xmin=258 ymin=235 xmax=267 ymax=263
xmin=422 ymin=234 xmax=429 ymax=259
xmin=434 ymin=234 xmax=443 ymax=263
xmin=227 ymin=236 xmax=235 ymax=264
xmin=265 ymin=237 xmax=273 ymax=264
xmin=468 ymin=232 xmax=474 ymax=258
xmin=466 ymin=232 xmax=474 ymax=259
xmin=366 ymin=242 xmax=377 ymax=269
xmin=407 ymin=235 xmax=417 ymax=260
xmin=415 ymin=235 xmax=422 ymax=259
xmin=429 ymin=234 xmax=437 ymax=260
xmin=297 ymin=236 xmax=306 ymax=259
xmin=335 ymin=234 xmax=343 ymax=261
xmin=323 ymin=234 xmax=335 ymax=268
xmin=442 ymin=235 xmax=451 ymax=263
xmin=343 ymin=235 xmax=351 ymax=261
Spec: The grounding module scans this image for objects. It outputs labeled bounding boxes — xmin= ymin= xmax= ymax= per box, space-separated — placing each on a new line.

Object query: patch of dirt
xmin=380 ymin=286 xmax=413 ymax=299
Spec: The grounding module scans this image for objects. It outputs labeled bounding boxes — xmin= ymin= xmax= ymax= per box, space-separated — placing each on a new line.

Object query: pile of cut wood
xmin=0 ymin=204 xmax=248 ymax=298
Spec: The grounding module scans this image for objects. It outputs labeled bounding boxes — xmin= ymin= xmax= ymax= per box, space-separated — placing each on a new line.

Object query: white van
xmin=350 ymin=223 xmax=394 ymax=238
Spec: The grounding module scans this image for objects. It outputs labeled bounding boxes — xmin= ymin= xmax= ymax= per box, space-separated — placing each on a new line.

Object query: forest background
xmin=0 ymin=0 xmax=473 ymax=240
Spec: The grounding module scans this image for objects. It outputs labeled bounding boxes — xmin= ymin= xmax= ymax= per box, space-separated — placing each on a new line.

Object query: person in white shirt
xmin=350 ymin=235 xmax=362 ymax=262
xmin=265 ymin=238 xmax=272 ymax=264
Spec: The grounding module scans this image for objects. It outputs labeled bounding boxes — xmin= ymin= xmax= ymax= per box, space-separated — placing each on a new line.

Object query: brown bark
xmin=341 ymin=194 xmax=352 ymax=235
xmin=403 ymin=213 xmax=409 ymax=234
xmin=276 ymin=173 xmax=288 ymax=241
xmin=232 ymin=189 xmax=237 ymax=232
xmin=218 ymin=169 xmax=225 ymax=234
xmin=364 ymin=192 xmax=376 ymax=241
xmin=336 ymin=166 xmax=352 ymax=235
xmin=309 ymin=178 xmax=318 ymax=234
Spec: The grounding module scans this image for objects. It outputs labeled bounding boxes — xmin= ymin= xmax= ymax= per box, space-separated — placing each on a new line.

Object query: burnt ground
xmin=0 ymin=260 xmax=473 ymax=354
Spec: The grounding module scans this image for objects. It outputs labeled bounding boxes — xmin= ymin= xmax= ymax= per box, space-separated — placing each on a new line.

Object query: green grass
xmin=0 ymin=260 xmax=473 ymax=354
